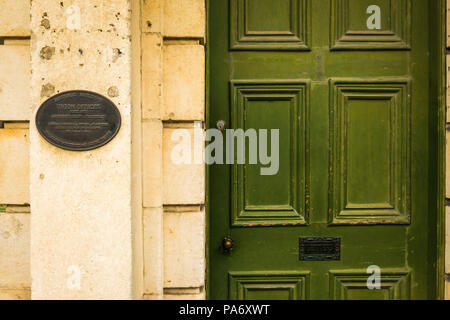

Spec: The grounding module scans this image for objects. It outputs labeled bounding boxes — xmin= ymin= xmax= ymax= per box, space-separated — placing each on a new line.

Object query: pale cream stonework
xmin=0 ymin=0 xmax=206 ymax=300
xmin=163 ymin=125 xmax=205 ymax=205
xmin=447 ymin=207 xmax=450 ymax=275
xmin=0 ymin=288 xmax=31 ymax=300
xmin=0 ymin=0 xmax=30 ymax=37
xmin=142 ymin=33 xmax=163 ymax=120
xmin=0 ymin=213 xmax=30 ymax=299
xmin=0 ymin=0 xmax=31 ymax=299
xmin=0 ymin=42 xmax=31 ymax=121
xmin=143 ymin=207 xmax=163 ymax=298
xmin=163 ymin=0 xmax=206 ymax=38
xmin=142 ymin=0 xmax=205 ymax=38
xmin=162 ymin=44 xmax=205 ymax=121
xmin=164 ymin=209 xmax=205 ymax=289
xmin=447 ymin=279 xmax=450 ymax=299
xmin=0 ymin=125 xmax=30 ymax=205
xmin=143 ymin=120 xmax=163 ymax=208
xmin=141 ymin=0 xmax=206 ymax=300
xmin=29 ymin=0 xmax=139 ymax=299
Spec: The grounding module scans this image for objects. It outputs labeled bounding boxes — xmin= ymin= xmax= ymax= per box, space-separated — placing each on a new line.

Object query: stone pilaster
xmin=30 ymin=0 xmax=138 ymax=299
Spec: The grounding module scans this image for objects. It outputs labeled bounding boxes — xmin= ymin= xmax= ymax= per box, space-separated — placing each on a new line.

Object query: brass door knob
xmin=222 ymin=236 xmax=234 ymax=251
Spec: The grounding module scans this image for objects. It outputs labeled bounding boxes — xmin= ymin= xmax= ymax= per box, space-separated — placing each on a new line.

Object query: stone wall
xmin=0 ymin=0 xmax=207 ymax=301
xmin=0 ymin=0 xmax=31 ymax=300
xmin=140 ymin=0 xmax=206 ymax=300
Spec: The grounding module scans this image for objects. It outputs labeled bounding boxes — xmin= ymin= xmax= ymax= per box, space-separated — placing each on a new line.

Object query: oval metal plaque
xmin=36 ymin=90 xmax=121 ymax=151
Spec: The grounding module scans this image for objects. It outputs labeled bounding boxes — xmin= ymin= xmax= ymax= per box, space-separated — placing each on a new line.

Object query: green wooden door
xmin=208 ymin=0 xmax=439 ymax=300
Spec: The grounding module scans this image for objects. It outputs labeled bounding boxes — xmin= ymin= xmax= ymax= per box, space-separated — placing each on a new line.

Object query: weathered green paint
xmin=428 ymin=0 xmax=446 ymax=300
xmin=207 ymin=0 xmax=443 ymax=300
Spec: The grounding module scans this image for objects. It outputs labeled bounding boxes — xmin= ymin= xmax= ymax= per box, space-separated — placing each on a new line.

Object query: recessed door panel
xmin=229 ymin=272 xmax=310 ymax=300
xmin=329 ymin=270 xmax=411 ymax=300
xmin=329 ymin=80 xmax=411 ymax=225
xmin=230 ymin=0 xmax=311 ymax=50
xmin=231 ymin=81 xmax=309 ymax=226
xmin=331 ymin=0 xmax=411 ymax=50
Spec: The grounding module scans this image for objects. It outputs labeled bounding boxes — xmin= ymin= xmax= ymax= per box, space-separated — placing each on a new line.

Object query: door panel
xmin=229 ymin=272 xmax=310 ymax=300
xmin=231 ymin=81 xmax=309 ymax=226
xmin=331 ymin=0 xmax=411 ymax=50
xmin=329 ymin=270 xmax=411 ymax=300
xmin=230 ymin=0 xmax=311 ymax=50
xmin=329 ymin=79 xmax=411 ymax=225
xmin=209 ymin=0 xmax=438 ymax=300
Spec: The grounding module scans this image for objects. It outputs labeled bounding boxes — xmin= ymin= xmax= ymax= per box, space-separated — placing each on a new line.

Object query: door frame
xmin=205 ymin=0 xmax=447 ymax=300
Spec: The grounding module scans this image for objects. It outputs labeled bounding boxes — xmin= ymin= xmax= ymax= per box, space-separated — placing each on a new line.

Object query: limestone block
xmin=163 ymin=125 xmax=205 ymax=205
xmin=448 ymin=0 xmax=450 ymax=48
xmin=447 ymin=278 xmax=450 ymax=300
xmin=163 ymin=210 xmax=205 ymax=288
xmin=0 ymin=214 xmax=30 ymax=289
xmin=0 ymin=0 xmax=30 ymax=36
xmin=0 ymin=127 xmax=30 ymax=204
xmin=447 ymin=55 xmax=450 ymax=123
xmin=143 ymin=207 xmax=163 ymax=295
xmin=164 ymin=286 xmax=204 ymax=299
xmin=142 ymin=34 xmax=162 ymax=120
xmin=0 ymin=43 xmax=31 ymax=120
xmin=446 ymin=206 xmax=450 ymax=274
xmin=0 ymin=288 xmax=31 ymax=300
xmin=164 ymin=292 xmax=205 ymax=300
xmin=163 ymin=0 xmax=205 ymax=38
xmin=142 ymin=293 xmax=163 ymax=300
xmin=447 ymin=131 xmax=450 ymax=199
xmin=143 ymin=120 xmax=163 ymax=207
xmin=142 ymin=0 xmax=162 ymax=33
xmin=163 ymin=44 xmax=205 ymax=121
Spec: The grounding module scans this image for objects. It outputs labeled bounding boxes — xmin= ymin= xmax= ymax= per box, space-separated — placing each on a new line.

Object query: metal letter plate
xmin=36 ymin=90 xmax=121 ymax=151
xmin=299 ymin=237 xmax=341 ymax=261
